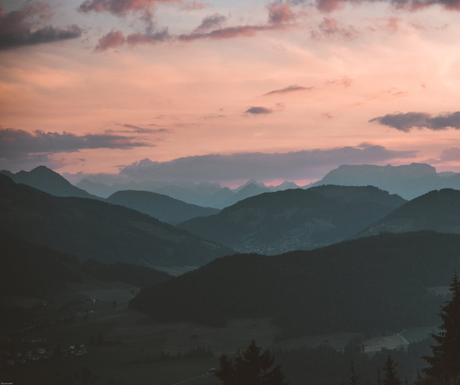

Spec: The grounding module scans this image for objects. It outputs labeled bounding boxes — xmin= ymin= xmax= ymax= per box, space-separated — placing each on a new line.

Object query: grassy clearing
xmin=399 ymin=326 xmax=439 ymax=343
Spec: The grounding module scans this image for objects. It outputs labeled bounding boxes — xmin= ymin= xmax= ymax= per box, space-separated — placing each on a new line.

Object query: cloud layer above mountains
xmin=113 ymin=145 xmax=416 ymax=183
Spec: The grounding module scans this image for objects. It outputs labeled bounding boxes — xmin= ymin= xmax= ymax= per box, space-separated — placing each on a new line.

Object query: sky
xmin=1 ymin=0 xmax=460 ymax=185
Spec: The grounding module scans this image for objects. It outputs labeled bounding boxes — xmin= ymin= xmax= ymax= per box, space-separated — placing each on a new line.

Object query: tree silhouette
xmin=349 ymin=362 xmax=360 ymax=385
xmin=383 ymin=355 xmax=401 ymax=385
xmin=424 ymin=272 xmax=460 ymax=381
xmin=215 ymin=340 xmax=288 ymax=385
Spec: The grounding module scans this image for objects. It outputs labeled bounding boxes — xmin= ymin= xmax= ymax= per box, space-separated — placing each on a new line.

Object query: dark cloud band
xmin=245 ymin=106 xmax=274 ymax=115
xmin=117 ymin=145 xmax=416 ymax=182
xmin=0 ymin=3 xmax=83 ymax=50
xmin=370 ymin=111 xmax=460 ymax=132
xmin=0 ymin=127 xmax=151 ymax=160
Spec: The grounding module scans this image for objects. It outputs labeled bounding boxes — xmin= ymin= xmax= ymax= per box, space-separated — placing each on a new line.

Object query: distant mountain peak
xmin=313 ymin=163 xmax=453 ymax=200
xmin=2 ymin=165 xmax=95 ymax=199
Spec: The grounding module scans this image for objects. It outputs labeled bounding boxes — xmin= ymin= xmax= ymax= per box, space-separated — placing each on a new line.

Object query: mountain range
xmin=178 ymin=185 xmax=406 ymax=254
xmin=77 ymin=176 xmax=296 ymax=208
xmin=312 ymin=163 xmax=460 ymax=200
xmin=0 ymin=174 xmax=233 ymax=268
xmin=106 ymin=190 xmax=219 ymax=225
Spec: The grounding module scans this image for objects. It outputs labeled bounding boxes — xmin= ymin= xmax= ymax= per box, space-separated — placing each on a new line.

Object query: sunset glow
xmin=2 ymin=0 xmax=460 ymax=184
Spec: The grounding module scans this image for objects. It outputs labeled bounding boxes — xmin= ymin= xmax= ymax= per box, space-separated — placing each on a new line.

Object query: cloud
xmin=117 ymin=123 xmax=170 ymax=133
xmin=94 ymin=0 xmax=298 ymax=49
xmin=437 ymin=147 xmax=460 ymax=162
xmin=180 ymin=0 xmax=211 ymax=11
xmin=78 ymin=0 xmax=181 ymax=33
xmin=96 ymin=28 xmax=170 ymax=50
xmin=0 ymin=127 xmax=152 ymax=161
xmin=267 ymin=1 xmax=296 ymax=24
xmin=116 ymin=145 xmax=416 ymax=182
xmin=312 ymin=17 xmax=359 ymax=40
xmin=263 ymin=84 xmax=314 ymax=96
xmin=78 ymin=0 xmax=179 ymax=16
xmin=245 ymin=106 xmax=274 ymax=115
xmin=202 ymin=114 xmax=226 ymax=119
xmin=370 ymin=111 xmax=460 ymax=132
xmin=326 ymin=76 xmax=353 ymax=88
xmin=425 ymin=147 xmax=460 ymax=165
xmin=193 ymin=13 xmax=227 ymax=33
xmin=95 ymin=30 xmax=126 ymax=50
xmin=312 ymin=0 xmax=460 ymax=13
xmin=178 ymin=24 xmax=280 ymax=42
xmin=0 ymin=2 xmax=83 ymax=50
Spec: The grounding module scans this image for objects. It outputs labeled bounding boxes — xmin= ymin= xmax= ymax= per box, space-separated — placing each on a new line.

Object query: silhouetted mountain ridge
xmin=358 ymin=188 xmax=460 ymax=237
xmin=179 ymin=185 xmax=406 ymax=254
xmin=0 ymin=166 xmax=96 ymax=199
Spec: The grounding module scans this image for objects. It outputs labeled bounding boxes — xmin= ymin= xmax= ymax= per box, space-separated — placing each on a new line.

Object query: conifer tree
xmin=215 ymin=340 xmax=288 ymax=385
xmin=383 ymin=355 xmax=401 ymax=385
xmin=424 ymin=273 xmax=460 ymax=381
xmin=349 ymin=362 xmax=360 ymax=385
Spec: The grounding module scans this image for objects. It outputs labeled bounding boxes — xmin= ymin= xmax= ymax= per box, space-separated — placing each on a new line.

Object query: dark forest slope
xmin=359 ymin=188 xmax=460 ymax=237
xmin=131 ymin=231 xmax=459 ymax=337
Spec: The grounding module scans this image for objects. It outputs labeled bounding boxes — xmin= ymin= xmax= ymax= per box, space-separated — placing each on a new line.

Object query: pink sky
xmin=1 ymin=0 xmax=460 ymax=183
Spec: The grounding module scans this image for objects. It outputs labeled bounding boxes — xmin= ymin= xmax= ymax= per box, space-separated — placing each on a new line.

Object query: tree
xmin=383 ymin=355 xmax=401 ymax=385
xmin=424 ymin=272 xmax=460 ymax=381
xmin=215 ymin=340 xmax=288 ymax=385
xmin=349 ymin=362 xmax=360 ymax=385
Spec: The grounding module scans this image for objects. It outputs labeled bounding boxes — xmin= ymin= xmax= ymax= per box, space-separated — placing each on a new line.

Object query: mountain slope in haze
xmin=179 ymin=185 xmax=406 ymax=254
xmin=77 ymin=177 xmax=298 ymax=208
xmin=358 ymin=188 xmax=460 ymax=237
xmin=219 ymin=182 xmax=270 ymax=208
xmin=1 ymin=166 xmax=95 ymax=199
xmin=312 ymin=163 xmax=460 ymax=200
xmin=0 ymin=175 xmax=233 ymax=267
xmin=106 ymin=190 xmax=219 ymax=225
xmin=75 ymin=179 xmax=116 ymax=198
xmin=131 ymin=231 xmax=458 ymax=337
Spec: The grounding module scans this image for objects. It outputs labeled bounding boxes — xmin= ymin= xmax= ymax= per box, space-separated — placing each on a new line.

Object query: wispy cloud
xmin=263 ymin=84 xmax=314 ymax=96
xmin=312 ymin=0 xmax=460 ymax=13
xmin=180 ymin=0 xmax=211 ymax=11
xmin=93 ymin=0 xmax=299 ymax=50
xmin=116 ymin=123 xmax=170 ymax=134
xmin=312 ymin=17 xmax=359 ymax=40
